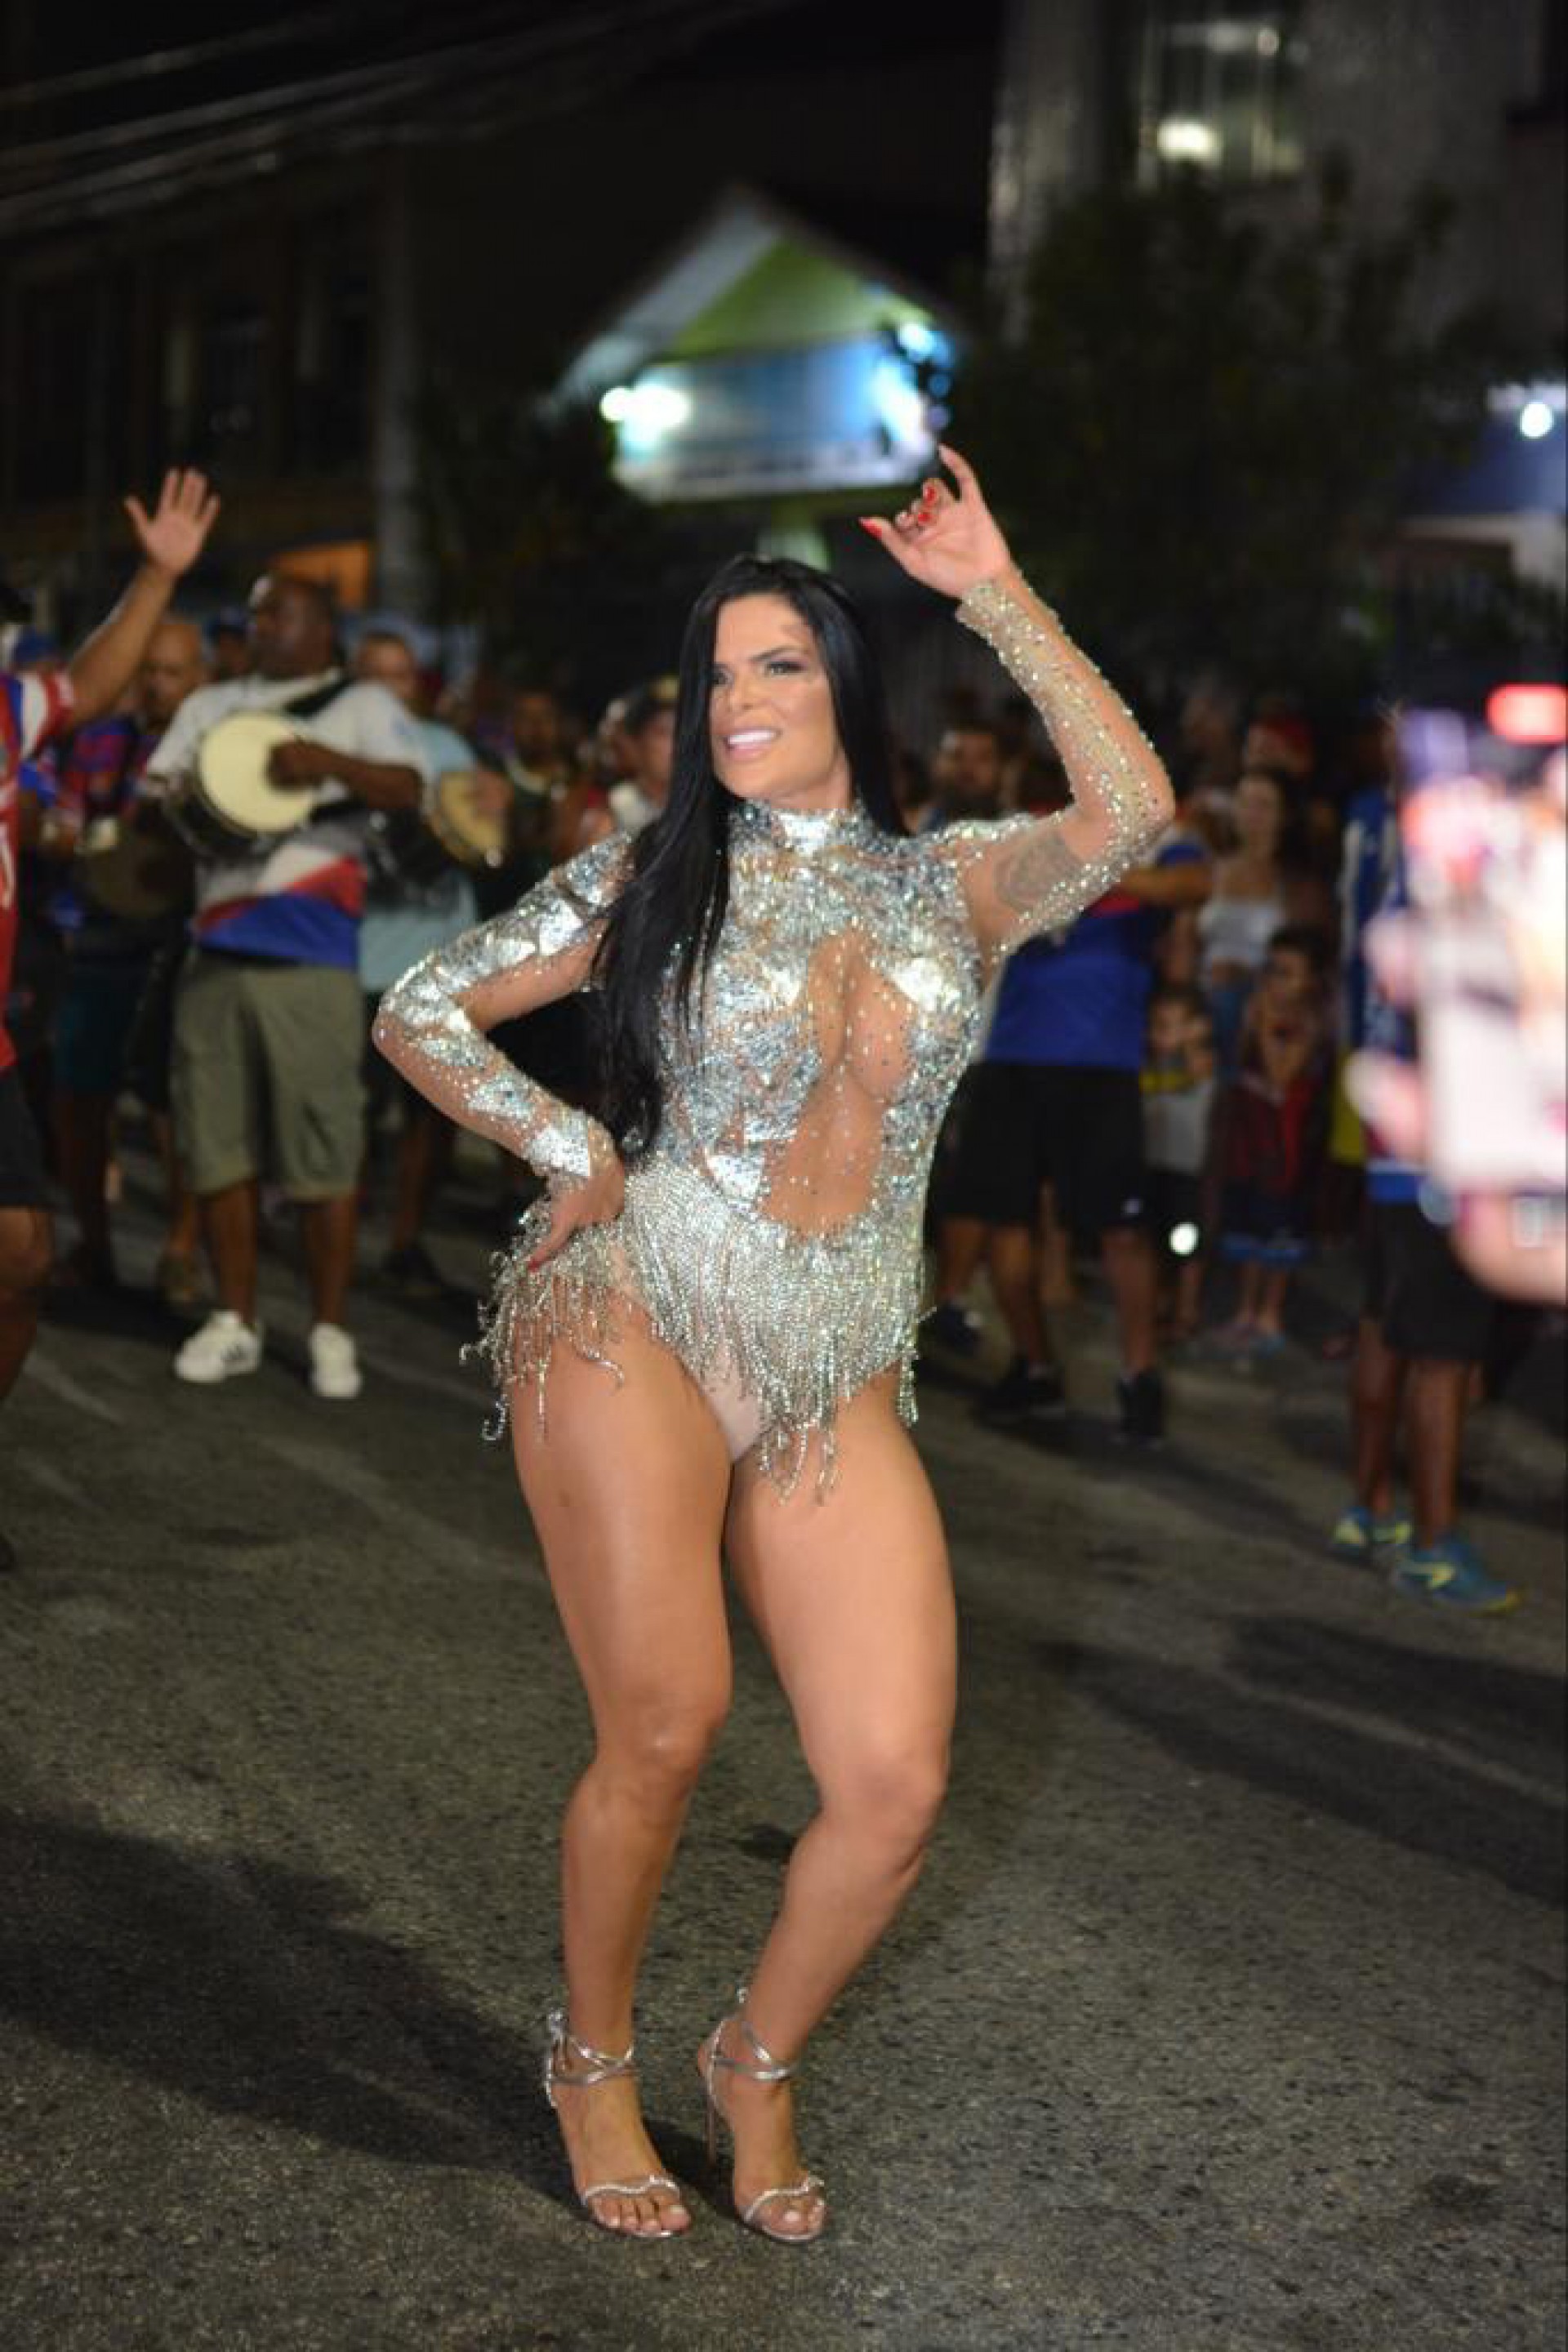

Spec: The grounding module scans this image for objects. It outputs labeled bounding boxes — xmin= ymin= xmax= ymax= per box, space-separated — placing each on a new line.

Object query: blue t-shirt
xmin=1357 ymin=826 xmax=1423 ymax=1207
xmin=984 ymin=840 xmax=1205 ymax=1071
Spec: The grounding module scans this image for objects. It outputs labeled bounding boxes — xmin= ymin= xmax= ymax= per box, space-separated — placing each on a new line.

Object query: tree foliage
xmin=950 ymin=160 xmax=1526 ymax=695
xmin=410 ymin=373 xmax=665 ymax=682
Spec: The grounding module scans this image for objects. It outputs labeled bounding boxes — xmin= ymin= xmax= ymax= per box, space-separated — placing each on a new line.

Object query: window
xmin=292 ymin=252 xmax=370 ymax=474
xmin=14 ymin=273 xmax=132 ymax=505
xmin=1131 ymin=4 xmax=1307 ymax=186
xmin=17 ymin=280 xmax=92 ymax=500
xmin=198 ymin=301 xmax=268 ymax=471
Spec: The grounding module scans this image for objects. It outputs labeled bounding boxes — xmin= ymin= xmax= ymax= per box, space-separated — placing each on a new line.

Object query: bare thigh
xmin=724 ymin=1374 xmax=957 ymax=1797
xmin=0 ymin=1205 xmax=51 ymax=1294
xmin=511 ymin=1307 xmax=737 ymax=1735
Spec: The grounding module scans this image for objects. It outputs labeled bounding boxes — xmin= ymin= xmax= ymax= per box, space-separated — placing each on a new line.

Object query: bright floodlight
xmin=1169 ymin=1222 xmax=1200 ymax=1258
xmin=600 ymin=381 xmax=691 ymax=440
xmin=1156 ymin=117 xmax=1220 ymax=163
xmin=1518 ymin=399 xmax=1555 ymax=439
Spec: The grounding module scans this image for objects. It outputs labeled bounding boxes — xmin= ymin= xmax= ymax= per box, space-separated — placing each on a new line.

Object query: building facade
xmin=991 ymin=0 xmax=1566 ymax=586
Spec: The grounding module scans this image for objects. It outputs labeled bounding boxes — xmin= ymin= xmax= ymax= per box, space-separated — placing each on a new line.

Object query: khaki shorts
xmin=172 ymin=952 xmax=365 ymax=1199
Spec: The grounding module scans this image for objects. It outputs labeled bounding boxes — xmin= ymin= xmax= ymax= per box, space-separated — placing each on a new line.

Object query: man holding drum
xmin=145 ymin=573 xmax=429 ymax=1400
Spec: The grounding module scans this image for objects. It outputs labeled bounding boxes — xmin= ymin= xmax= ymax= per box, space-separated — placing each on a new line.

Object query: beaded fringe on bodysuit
xmin=474 ymin=1158 xmax=922 ymax=1495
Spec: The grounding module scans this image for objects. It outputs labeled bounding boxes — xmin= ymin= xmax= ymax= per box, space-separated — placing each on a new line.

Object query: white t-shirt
xmin=147 ymin=670 xmax=430 ymax=964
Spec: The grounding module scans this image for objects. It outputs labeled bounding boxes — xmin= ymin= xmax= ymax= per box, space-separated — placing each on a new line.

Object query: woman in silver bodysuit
xmin=375 ymin=450 xmax=1174 ymax=2243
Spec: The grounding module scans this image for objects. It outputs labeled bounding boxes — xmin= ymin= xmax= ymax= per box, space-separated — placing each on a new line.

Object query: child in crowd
xmin=1213 ymin=924 xmax=1330 ymax=1356
xmin=1141 ymin=983 xmax=1218 ymax=1340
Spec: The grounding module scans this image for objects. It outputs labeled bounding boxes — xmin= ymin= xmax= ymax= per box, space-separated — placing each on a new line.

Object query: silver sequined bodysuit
xmin=374 ymin=574 xmax=1173 ymax=1490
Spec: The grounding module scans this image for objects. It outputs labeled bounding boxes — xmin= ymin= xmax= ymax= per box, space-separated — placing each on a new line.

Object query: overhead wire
xmin=0 ymin=0 xmax=804 ymax=234
xmin=0 ymin=7 xmax=392 ymax=113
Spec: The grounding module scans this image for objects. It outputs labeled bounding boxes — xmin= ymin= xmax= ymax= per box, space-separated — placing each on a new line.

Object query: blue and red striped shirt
xmin=2 ymin=666 xmax=74 ymax=1071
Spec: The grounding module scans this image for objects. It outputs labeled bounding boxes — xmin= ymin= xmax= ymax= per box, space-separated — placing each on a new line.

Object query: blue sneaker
xmin=1391 ymin=1535 xmax=1520 ymax=1617
xmin=1330 ymin=1503 xmax=1413 ymax=1561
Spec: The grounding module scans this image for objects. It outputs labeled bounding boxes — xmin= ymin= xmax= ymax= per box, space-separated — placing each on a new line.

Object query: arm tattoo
xmin=991 ymin=820 xmax=1084 ymax=920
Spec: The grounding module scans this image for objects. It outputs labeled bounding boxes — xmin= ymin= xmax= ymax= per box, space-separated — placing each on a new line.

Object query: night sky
xmin=5 ymin=0 xmax=1008 ymax=287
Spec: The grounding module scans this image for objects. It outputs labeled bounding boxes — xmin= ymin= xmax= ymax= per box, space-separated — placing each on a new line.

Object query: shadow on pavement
xmin=39 ymin=1283 xmax=181 ymax=1348
xmin=1035 ymin=1630 xmax=1566 ymax=1909
xmin=1230 ymin=1614 xmax=1566 ymax=1778
xmin=0 ymin=1808 xmax=555 ymax=2187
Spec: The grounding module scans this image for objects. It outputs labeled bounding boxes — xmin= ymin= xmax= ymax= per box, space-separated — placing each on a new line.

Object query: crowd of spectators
xmin=2 ymin=548 xmax=1544 ymax=1616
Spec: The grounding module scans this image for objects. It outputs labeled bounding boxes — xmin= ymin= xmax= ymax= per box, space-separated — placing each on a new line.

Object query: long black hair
xmin=593 ymin=553 xmax=905 ymax=1159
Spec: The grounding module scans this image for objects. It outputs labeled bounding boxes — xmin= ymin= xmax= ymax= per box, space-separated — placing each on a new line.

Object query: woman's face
xmin=1234 ymin=771 xmax=1285 ymax=854
xmin=708 ymin=594 xmax=851 ymax=813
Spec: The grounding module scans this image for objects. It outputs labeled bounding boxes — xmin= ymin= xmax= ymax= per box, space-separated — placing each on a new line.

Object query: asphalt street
xmin=2 ymin=1143 xmax=1564 ymax=2352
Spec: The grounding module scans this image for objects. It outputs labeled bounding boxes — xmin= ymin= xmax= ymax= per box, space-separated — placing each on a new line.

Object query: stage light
xmin=1169 ymin=1222 xmax=1200 ymax=1258
xmin=1519 ymin=399 xmax=1555 ymax=439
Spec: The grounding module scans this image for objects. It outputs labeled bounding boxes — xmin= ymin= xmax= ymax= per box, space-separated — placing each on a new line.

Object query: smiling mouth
xmin=723 ymin=728 xmax=779 ymax=757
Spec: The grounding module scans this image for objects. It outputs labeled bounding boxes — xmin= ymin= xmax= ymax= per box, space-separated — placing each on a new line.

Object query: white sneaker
xmin=174 ymin=1309 xmax=264 ymax=1385
xmin=308 ymin=1322 xmax=362 ymax=1401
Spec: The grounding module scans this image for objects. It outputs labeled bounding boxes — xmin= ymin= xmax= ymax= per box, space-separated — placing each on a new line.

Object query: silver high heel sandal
xmin=541 ymin=2008 xmax=688 ymax=2238
xmin=698 ymin=1986 xmax=826 ymax=2244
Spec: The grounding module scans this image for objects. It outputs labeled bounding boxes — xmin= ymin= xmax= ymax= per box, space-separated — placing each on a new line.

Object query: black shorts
xmin=1363 ymin=1199 xmax=1495 ymax=1363
xmin=0 ymin=1062 xmax=49 ymax=1210
xmin=939 ymin=1062 xmax=1147 ymax=1234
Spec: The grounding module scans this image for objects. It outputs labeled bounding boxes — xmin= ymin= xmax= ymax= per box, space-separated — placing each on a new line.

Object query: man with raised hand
xmin=1 ymin=471 xmax=219 ymax=1572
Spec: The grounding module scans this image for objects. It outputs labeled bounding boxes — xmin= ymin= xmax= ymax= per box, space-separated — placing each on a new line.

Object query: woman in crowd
xmin=375 ymin=449 xmax=1173 ymax=2245
xmin=1196 ymin=764 xmax=1330 ymax=1065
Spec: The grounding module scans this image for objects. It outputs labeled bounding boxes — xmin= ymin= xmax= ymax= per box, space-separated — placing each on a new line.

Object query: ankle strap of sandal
xmin=545 ymin=2007 xmax=636 ymax=2086
xmin=708 ymin=1984 xmax=798 ymax=2083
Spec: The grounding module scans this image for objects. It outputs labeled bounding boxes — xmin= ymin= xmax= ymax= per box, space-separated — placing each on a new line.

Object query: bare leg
xmin=1102 ymin=1222 xmax=1158 ymax=1375
xmin=933 ymin=1213 xmax=987 ymax=1307
xmin=201 ymin=1180 xmax=260 ymax=1323
xmin=0 ymin=1207 xmax=52 ymax=1405
xmin=985 ymin=1223 xmax=1052 ymax=1362
xmin=51 ymin=1090 xmax=115 ymax=1272
xmin=1174 ymin=1251 xmax=1204 ymax=1337
xmin=1406 ymin=1356 xmax=1469 ymax=1548
xmin=715 ymin=1379 xmax=956 ymax=2235
xmin=388 ymin=1107 xmax=453 ymax=1255
xmin=1039 ymin=1185 xmax=1076 ymax=1307
xmin=514 ymin=1313 xmax=734 ymax=2236
xmin=1351 ymin=1314 xmax=1405 ymax=1517
xmin=299 ymin=1194 xmax=358 ymax=1326
xmin=1263 ymin=1265 xmax=1290 ymax=1328
xmin=151 ymin=1111 xmax=201 ymax=1263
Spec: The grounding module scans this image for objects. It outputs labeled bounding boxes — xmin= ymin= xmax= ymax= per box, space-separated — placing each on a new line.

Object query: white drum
xmin=168 ymin=710 xmax=324 ymax=858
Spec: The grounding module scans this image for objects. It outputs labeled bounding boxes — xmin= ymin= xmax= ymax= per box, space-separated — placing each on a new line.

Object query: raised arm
xmin=862 ymin=447 xmax=1174 ymax=960
xmin=68 ymin=470 xmax=219 ymax=724
xmin=372 ymin=835 xmax=628 ymax=1195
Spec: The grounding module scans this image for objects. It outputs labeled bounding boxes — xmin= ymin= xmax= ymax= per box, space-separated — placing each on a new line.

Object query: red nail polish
xmin=858 ymin=517 xmax=881 ymax=536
